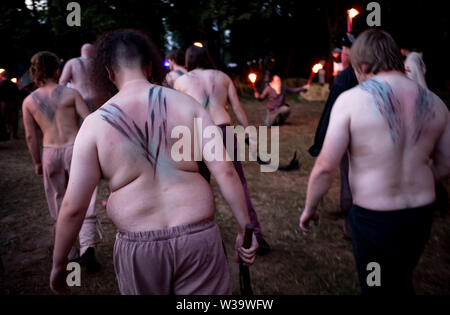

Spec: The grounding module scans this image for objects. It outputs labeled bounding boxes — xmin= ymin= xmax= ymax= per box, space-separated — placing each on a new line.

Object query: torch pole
xmin=307 ymin=71 xmax=315 ymax=86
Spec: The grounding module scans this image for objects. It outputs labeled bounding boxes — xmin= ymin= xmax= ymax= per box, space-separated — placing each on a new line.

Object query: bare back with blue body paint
xmin=86 ymin=81 xmax=220 ymax=232
xmin=174 ymin=69 xmax=234 ymax=126
xmin=23 ymin=84 xmax=89 ymax=147
xmin=337 ymin=72 xmax=448 ymax=211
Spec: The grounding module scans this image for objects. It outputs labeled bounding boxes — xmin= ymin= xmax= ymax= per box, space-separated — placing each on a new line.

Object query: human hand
xmin=50 ymin=262 xmax=70 ymax=295
xmin=235 ymin=233 xmax=258 ymax=266
xmin=35 ymin=163 xmax=43 ymax=177
xmin=299 ymin=207 xmax=320 ymax=232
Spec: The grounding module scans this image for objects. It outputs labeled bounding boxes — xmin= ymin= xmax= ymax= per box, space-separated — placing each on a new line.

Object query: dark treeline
xmin=0 ymin=0 xmax=449 ymax=89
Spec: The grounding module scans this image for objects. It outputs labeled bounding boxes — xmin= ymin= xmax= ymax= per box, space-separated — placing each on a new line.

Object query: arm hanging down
xmin=300 ymin=93 xmax=351 ymax=232
xmin=195 ymin=102 xmax=258 ymax=265
xmin=22 ymin=98 xmax=42 ymax=177
xmin=227 ymin=76 xmax=249 ymax=128
xmin=50 ymin=117 xmax=101 ymax=294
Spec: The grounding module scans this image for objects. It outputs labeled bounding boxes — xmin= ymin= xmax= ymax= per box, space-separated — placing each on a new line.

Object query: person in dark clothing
xmin=254 ymin=74 xmax=309 ymax=127
xmin=308 ymin=33 xmax=358 ymax=238
xmin=0 ymin=71 xmax=20 ymax=139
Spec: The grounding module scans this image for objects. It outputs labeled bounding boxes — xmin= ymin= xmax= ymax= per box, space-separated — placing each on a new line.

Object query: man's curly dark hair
xmin=92 ymin=29 xmax=166 ymax=102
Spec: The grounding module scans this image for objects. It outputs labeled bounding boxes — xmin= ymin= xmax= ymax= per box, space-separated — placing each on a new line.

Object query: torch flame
xmin=312 ymin=64 xmax=323 ymax=74
xmin=193 ymin=42 xmax=204 ymax=48
xmin=11 ymin=78 xmax=17 ymax=84
xmin=348 ymin=8 xmax=359 ymax=19
xmin=248 ymin=73 xmax=257 ymax=84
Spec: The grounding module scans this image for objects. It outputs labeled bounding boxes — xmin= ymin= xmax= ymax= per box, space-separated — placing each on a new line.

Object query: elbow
xmin=59 ymin=199 xmax=86 ymax=222
xmin=218 ymin=164 xmax=240 ymax=185
xmin=313 ymin=161 xmax=337 ymax=179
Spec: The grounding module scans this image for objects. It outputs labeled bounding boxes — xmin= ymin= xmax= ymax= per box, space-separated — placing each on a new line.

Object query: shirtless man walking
xmin=50 ymin=30 xmax=257 ymax=295
xmin=164 ymin=49 xmax=187 ymax=88
xmin=22 ymin=51 xmax=100 ymax=270
xmin=59 ymin=43 xmax=102 ymax=112
xmin=299 ymin=30 xmax=450 ymax=294
xmin=175 ymin=45 xmax=271 ymax=254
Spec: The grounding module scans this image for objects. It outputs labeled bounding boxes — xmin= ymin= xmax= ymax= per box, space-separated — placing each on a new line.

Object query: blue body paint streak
xmin=99 ymin=86 xmax=168 ymax=173
xmin=413 ymin=85 xmax=433 ymax=143
xmin=360 ymin=78 xmax=403 ymax=144
xmin=31 ymin=85 xmax=65 ymax=122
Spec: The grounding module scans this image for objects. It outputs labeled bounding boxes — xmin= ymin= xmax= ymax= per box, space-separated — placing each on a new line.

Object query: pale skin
xmin=300 ymin=70 xmax=450 ymax=232
xmin=165 ymin=58 xmax=187 ymax=88
xmin=50 ymin=61 xmax=258 ymax=295
xmin=59 ymin=44 xmax=101 ymax=111
xmin=254 ymin=75 xmax=309 ymax=98
xmin=175 ymin=68 xmax=249 ymax=127
xmin=22 ymin=73 xmax=90 ymax=177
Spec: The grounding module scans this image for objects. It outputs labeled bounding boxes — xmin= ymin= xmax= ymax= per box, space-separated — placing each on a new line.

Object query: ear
xmin=145 ymin=62 xmax=152 ymax=79
xmin=106 ymin=66 xmax=114 ymax=83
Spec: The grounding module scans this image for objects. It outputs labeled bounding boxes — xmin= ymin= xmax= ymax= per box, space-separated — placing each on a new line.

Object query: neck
xmin=173 ymin=64 xmax=185 ymax=72
xmin=39 ymin=78 xmax=58 ymax=88
xmin=116 ymin=70 xmax=149 ymax=91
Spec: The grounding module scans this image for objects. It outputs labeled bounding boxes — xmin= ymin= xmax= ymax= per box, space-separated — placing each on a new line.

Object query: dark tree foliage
xmin=0 ymin=0 xmax=448 ymax=89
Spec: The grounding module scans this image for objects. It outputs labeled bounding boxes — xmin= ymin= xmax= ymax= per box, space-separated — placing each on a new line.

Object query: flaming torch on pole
xmin=307 ymin=63 xmax=324 ymax=86
xmin=248 ymin=73 xmax=257 ymax=93
xmin=347 ymin=8 xmax=359 ymax=32
xmin=10 ymin=77 xmax=32 ymax=93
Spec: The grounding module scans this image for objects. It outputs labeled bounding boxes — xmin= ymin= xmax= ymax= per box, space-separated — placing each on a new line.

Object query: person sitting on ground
xmin=254 ymin=73 xmax=309 ymax=127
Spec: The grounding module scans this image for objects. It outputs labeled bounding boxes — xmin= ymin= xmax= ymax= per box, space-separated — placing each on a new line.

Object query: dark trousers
xmin=348 ymin=204 xmax=434 ymax=295
xmin=198 ymin=125 xmax=263 ymax=239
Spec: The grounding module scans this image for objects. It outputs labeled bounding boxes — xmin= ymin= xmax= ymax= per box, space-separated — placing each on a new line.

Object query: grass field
xmin=1 ymin=93 xmax=449 ymax=295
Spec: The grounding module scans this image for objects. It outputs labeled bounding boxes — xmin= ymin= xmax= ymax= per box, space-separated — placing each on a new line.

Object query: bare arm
xmin=254 ymin=86 xmax=269 ymax=101
xmin=432 ymin=104 xmax=450 ymax=180
xmin=285 ymin=86 xmax=308 ymax=94
xmin=227 ymin=78 xmax=249 ymax=128
xmin=22 ymin=98 xmax=42 ymax=176
xmin=50 ymin=117 xmax=101 ymax=294
xmin=59 ymin=60 xmax=73 ymax=86
xmin=300 ymin=93 xmax=351 ymax=232
xmin=73 ymin=89 xmax=91 ymax=118
xmin=195 ymin=102 xmax=257 ymax=264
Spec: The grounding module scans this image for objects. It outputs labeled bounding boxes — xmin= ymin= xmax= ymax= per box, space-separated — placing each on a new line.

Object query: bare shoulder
xmin=65 ymin=58 xmax=77 ymax=67
xmin=333 ymin=86 xmax=368 ymax=113
xmin=210 ymin=69 xmax=230 ymax=82
xmin=22 ymin=93 xmax=35 ymax=109
xmin=62 ymin=86 xmax=80 ymax=96
xmin=78 ymin=110 xmax=103 ymax=136
xmin=164 ymin=85 xmax=201 ymax=111
xmin=173 ymin=72 xmax=190 ymax=90
xmin=428 ymin=90 xmax=448 ymax=113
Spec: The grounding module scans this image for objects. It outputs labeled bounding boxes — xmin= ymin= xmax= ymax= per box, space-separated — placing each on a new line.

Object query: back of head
xmin=351 ymin=29 xmax=405 ymax=76
xmin=166 ymin=49 xmax=185 ymax=67
xmin=92 ymin=29 xmax=165 ymax=100
xmin=81 ymin=43 xmax=94 ymax=58
xmin=185 ymin=45 xmax=216 ymax=71
xmin=30 ymin=51 xmax=60 ymax=86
